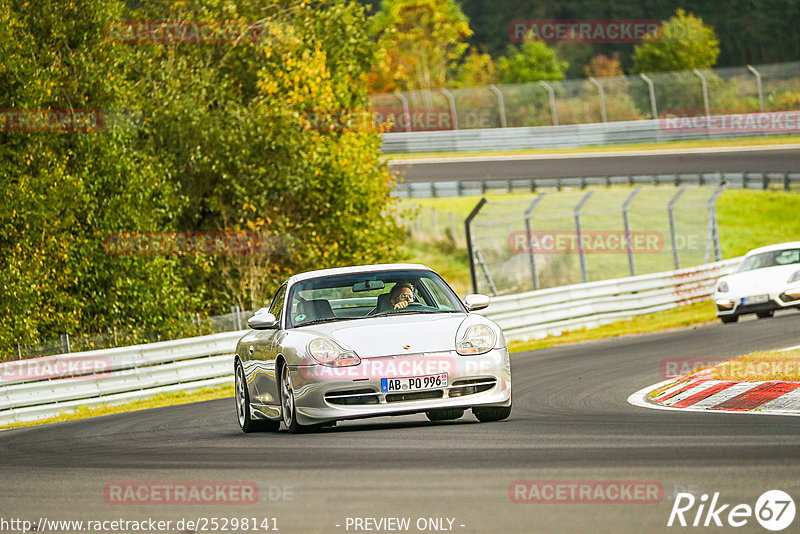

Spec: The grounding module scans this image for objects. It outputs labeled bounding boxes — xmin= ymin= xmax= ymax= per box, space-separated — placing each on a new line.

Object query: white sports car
xmin=713 ymin=242 xmax=800 ymax=323
xmin=234 ymin=263 xmax=512 ymax=433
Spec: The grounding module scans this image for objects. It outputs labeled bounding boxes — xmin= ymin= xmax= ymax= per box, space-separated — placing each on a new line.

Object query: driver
xmin=389 ymin=281 xmax=415 ymax=309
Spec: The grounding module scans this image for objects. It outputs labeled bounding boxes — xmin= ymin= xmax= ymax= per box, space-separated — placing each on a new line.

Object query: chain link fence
xmin=464 ymin=186 xmax=725 ymax=295
xmin=371 ymin=61 xmax=800 ymax=130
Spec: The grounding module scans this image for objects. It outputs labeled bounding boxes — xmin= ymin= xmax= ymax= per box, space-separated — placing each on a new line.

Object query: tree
xmin=451 ymin=47 xmax=499 ymax=87
xmin=497 ymin=34 xmax=568 ymax=84
xmin=633 ymin=9 xmax=720 ymax=73
xmin=584 ymin=53 xmax=624 ymax=78
xmin=368 ymin=0 xmax=472 ymax=92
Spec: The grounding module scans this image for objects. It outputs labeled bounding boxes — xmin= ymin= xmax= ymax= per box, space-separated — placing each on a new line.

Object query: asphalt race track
xmin=391 ymin=146 xmax=800 ymax=183
xmin=2 ymin=311 xmax=800 ymax=533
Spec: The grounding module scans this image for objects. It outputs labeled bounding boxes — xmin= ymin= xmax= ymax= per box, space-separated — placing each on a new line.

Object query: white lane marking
xmin=779 ymin=344 xmax=800 ymax=352
xmin=627 ymin=381 xmax=800 ymax=417
xmin=389 ymin=143 xmax=800 ymax=165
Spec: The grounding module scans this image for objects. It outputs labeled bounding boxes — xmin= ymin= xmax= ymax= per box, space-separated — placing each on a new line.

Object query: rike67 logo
xmin=668 ymin=490 xmax=795 ymax=531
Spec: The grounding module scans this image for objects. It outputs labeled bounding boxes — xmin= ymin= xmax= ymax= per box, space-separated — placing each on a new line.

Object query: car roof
xmin=744 ymin=241 xmax=800 ymax=256
xmin=287 ymin=263 xmax=435 ymax=284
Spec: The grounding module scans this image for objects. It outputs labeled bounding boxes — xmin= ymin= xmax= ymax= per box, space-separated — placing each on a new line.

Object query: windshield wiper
xmin=297 ymin=317 xmax=358 ymax=327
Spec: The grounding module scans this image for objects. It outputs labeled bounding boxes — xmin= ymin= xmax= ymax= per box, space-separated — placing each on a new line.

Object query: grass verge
xmin=0 ymin=384 xmax=233 ymax=430
xmin=709 ymin=348 xmax=800 ymax=382
xmin=508 ymin=300 xmax=717 ymax=353
xmin=385 ymin=135 xmax=800 ymax=161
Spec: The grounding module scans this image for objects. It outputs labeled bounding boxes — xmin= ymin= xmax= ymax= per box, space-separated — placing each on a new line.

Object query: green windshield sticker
xmin=296 ymin=314 xmax=306 ymax=321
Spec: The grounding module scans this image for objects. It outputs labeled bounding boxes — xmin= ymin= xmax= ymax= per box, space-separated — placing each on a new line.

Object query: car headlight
xmin=787 ymin=270 xmax=800 ymax=284
xmin=457 ymin=324 xmax=496 ymax=355
xmin=716 ymin=281 xmax=729 ymax=293
xmin=307 ymin=338 xmax=360 ymax=367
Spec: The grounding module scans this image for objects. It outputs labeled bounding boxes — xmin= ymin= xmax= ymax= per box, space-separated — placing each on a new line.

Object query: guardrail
xmin=0 ymin=331 xmax=244 ymax=426
xmin=381 ymin=114 xmax=800 ymax=153
xmin=0 ymin=259 xmax=739 ymax=426
xmin=394 ymin=172 xmax=800 ymax=198
xmin=476 ymin=258 xmax=740 ymax=340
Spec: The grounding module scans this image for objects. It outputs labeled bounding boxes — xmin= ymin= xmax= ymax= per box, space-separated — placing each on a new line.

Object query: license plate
xmin=742 ymin=294 xmax=769 ymax=305
xmin=381 ymin=373 xmax=448 ymax=392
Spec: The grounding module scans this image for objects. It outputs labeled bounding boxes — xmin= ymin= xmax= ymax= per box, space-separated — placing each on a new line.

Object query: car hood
xmin=299 ymin=313 xmax=467 ymax=357
xmin=722 ymin=264 xmax=800 ymax=293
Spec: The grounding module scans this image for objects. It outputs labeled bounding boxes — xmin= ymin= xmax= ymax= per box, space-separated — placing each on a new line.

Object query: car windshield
xmin=737 ymin=248 xmax=800 ymax=272
xmin=287 ymin=269 xmax=465 ymax=328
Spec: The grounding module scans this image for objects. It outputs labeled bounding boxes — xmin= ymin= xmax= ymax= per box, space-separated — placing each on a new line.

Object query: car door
xmin=249 ymin=283 xmax=287 ymax=408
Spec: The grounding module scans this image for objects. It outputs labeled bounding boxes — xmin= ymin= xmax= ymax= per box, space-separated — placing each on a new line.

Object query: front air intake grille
xmin=324 ymin=388 xmax=380 ymax=405
xmin=386 ymin=390 xmax=444 ymax=403
xmin=449 ymin=378 xmax=496 ymax=397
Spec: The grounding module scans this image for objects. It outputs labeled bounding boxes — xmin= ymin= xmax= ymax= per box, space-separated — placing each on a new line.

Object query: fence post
xmin=622 ymin=186 xmax=643 ymax=276
xmin=574 ymin=191 xmax=595 ymax=283
xmin=524 ymin=194 xmax=547 ymax=291
xmin=746 ymin=65 xmax=765 ymax=112
xmin=588 ymin=77 xmax=608 ymax=122
xmin=705 ymin=186 xmax=727 ymax=264
xmin=538 ymin=81 xmax=558 ymax=126
xmin=668 ymin=186 xmax=688 ymax=269
xmin=231 ymin=305 xmax=241 ymax=331
xmin=693 ymin=69 xmax=710 ymax=118
xmin=488 ymin=85 xmax=507 ymax=128
xmin=61 ymin=333 xmax=71 ymax=354
xmin=465 ymin=198 xmax=488 ymax=294
xmin=394 ymin=91 xmax=412 ymax=132
xmin=639 ymin=73 xmax=658 ymax=119
xmin=449 ymin=212 xmax=458 ymax=244
xmin=440 ymin=88 xmax=458 ymax=130
xmin=432 ymin=208 xmax=440 ymax=239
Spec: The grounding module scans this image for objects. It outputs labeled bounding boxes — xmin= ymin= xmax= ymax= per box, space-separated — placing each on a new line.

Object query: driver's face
xmin=392 ymin=287 xmax=414 ymax=306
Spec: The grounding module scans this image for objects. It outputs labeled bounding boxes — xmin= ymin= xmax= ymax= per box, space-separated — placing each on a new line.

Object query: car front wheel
xmin=235 ymin=360 xmax=279 ymax=433
xmin=756 ymin=310 xmax=774 ymax=319
xmin=280 ymin=364 xmax=306 ymax=434
xmin=473 ymin=405 xmax=512 ymax=422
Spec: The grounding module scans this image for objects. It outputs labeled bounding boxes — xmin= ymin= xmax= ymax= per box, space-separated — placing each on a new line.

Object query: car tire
xmin=473 ymin=405 xmax=512 ymax=422
xmin=425 ymin=408 xmax=465 ymax=421
xmin=235 ymin=360 xmax=279 ymax=433
xmin=720 ymin=314 xmax=738 ymax=324
xmin=756 ymin=310 xmax=774 ymax=319
xmin=280 ymin=363 xmax=306 ymax=434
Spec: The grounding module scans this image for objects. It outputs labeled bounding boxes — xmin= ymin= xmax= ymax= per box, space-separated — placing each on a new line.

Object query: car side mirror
xmin=248 ymin=309 xmax=278 ymax=330
xmin=464 ymin=294 xmax=490 ymax=312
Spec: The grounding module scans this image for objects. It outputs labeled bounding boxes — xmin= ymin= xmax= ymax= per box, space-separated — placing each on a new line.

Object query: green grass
xmin=385 ymin=135 xmax=800 ymax=161
xmin=0 ymin=384 xmax=233 ymax=430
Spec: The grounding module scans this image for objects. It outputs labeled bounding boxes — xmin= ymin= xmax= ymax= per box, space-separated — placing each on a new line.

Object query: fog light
xmin=780 ymin=288 xmax=800 ymax=302
xmin=715 ymin=299 xmax=734 ymax=310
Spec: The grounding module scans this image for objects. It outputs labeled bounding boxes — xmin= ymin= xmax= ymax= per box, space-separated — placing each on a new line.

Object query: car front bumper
xmin=715 ymin=289 xmax=800 ymax=317
xmin=287 ymin=348 xmax=512 ymax=425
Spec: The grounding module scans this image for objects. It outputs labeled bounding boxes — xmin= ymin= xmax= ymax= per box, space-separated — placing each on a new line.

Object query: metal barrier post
xmin=488 ymin=85 xmax=507 ymax=128
xmin=668 ymin=186 xmax=687 ymax=269
xmin=639 ymin=73 xmax=658 ymax=119
xmin=588 ymin=77 xmax=608 ymax=122
xmin=622 ymin=186 xmax=643 ymax=276
xmin=538 ymin=81 xmax=558 ymax=126
xmin=746 ymin=65 xmax=765 ymax=112
xmin=574 ymin=191 xmax=594 ymax=283
xmin=465 ymin=198 xmax=488 ymax=294
xmin=705 ymin=186 xmax=726 ymax=263
xmin=440 ymin=89 xmax=458 ymax=130
xmin=394 ymin=92 xmax=412 ymax=132
xmin=693 ymin=69 xmax=710 ymax=118
xmin=524 ymin=194 xmax=547 ymax=290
